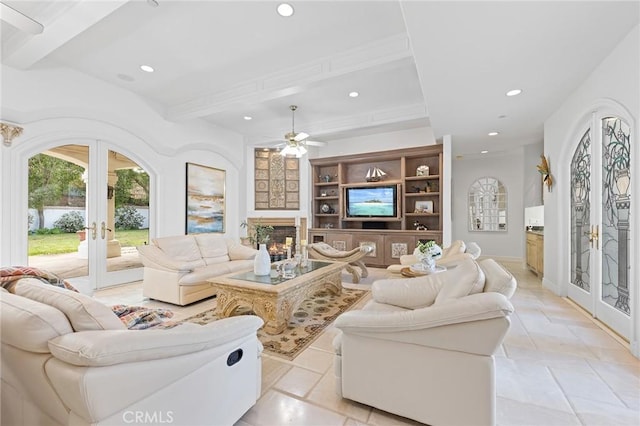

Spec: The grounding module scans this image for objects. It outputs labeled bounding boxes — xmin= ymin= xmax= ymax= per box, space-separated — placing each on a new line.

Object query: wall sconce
xmin=107 ymin=185 xmax=115 ymax=199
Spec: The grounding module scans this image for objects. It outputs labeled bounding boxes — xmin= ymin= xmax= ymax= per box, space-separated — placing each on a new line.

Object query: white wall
xmin=543 ymin=25 xmax=639 ymax=354
xmin=0 ymin=65 xmax=246 ymax=266
xmin=524 ymin=142 xmax=544 ymax=207
xmin=312 ymin=126 xmax=437 ymax=158
xmin=452 ymin=149 xmax=525 ymax=261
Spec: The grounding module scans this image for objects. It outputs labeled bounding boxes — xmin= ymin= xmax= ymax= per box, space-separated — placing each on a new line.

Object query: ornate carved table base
xmin=210 ymin=261 xmax=345 ymax=334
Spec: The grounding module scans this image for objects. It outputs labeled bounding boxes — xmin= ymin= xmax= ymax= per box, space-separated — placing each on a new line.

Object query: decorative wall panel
xmin=255 ymin=149 xmax=299 ymax=210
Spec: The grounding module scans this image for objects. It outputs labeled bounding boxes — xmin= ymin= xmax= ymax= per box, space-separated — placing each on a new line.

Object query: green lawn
xmin=28 ymin=229 xmax=149 ymax=256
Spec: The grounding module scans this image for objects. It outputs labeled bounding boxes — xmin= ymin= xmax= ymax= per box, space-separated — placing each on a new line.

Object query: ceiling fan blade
xmin=293 ymin=132 xmax=309 ymax=142
xmin=0 ymin=3 xmax=44 ymax=35
xmin=304 ymin=140 xmax=327 ymax=147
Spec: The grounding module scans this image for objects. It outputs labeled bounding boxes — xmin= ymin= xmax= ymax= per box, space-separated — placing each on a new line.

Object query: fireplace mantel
xmin=246 ymin=217 xmax=308 ymax=244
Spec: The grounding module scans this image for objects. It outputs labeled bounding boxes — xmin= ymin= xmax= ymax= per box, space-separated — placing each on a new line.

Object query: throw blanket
xmin=1 ymin=266 xmax=173 ymax=330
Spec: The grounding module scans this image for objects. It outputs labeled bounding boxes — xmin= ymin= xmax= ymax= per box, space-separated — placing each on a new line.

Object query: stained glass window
xmin=570 ymin=128 xmax=591 ymax=292
xmin=601 ymin=117 xmax=631 ymax=315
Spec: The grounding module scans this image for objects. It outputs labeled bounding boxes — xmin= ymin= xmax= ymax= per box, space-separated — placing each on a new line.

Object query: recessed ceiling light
xmin=498 ymin=114 xmax=507 ymax=119
xmin=481 ymin=150 xmax=489 ymax=154
xmin=349 ymin=91 xmax=359 ymax=98
xmin=244 ymin=116 xmax=252 ymax=121
xmin=117 ymin=73 xmax=135 ymax=82
xmin=140 ymin=65 xmax=154 ymax=73
xmin=506 ymin=89 xmax=522 ymax=97
xmin=277 ymin=3 xmax=294 ymax=17
xmin=488 ymin=132 xmax=499 ymax=136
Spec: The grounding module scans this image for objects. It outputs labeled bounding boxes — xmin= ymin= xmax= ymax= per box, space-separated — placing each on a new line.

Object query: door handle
xmin=101 ymin=222 xmax=113 ymax=239
xmin=584 ymin=225 xmax=599 ymax=249
xmin=85 ymin=222 xmax=97 ymax=240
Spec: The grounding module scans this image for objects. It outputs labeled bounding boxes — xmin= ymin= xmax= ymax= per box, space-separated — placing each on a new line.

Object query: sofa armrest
xmin=336 ymin=292 xmax=512 ymax=333
xmin=335 ymin=293 xmax=513 ymax=355
xmin=48 ymin=316 xmax=264 ymax=367
xmin=372 ymin=276 xmax=443 ymax=309
xmin=137 ymin=245 xmax=195 ymax=272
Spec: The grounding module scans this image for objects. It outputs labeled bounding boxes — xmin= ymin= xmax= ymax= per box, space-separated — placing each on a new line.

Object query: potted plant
xmin=241 ymin=220 xmax=274 ymax=248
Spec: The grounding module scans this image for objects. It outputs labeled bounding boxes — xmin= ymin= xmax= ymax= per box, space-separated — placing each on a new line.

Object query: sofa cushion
xmin=195 ymin=234 xmax=231 ymax=265
xmin=441 ymin=240 xmax=466 ymax=259
xmin=178 ymin=260 xmax=254 ymax=285
xmin=227 ymin=243 xmax=258 ymax=261
xmin=434 ymin=259 xmax=485 ymax=304
xmin=14 ymin=279 xmax=125 ymax=331
xmin=479 ymin=259 xmax=517 ymax=298
xmin=1 ymin=290 xmax=73 ymax=353
xmin=153 ymin=235 xmax=204 ymax=265
xmin=372 ymin=276 xmax=444 ymax=309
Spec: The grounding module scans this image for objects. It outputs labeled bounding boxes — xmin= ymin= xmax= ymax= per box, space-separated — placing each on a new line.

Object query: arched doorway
xmin=568 ymin=112 xmax=633 ymax=341
xmin=27 ymin=141 xmax=150 ymax=291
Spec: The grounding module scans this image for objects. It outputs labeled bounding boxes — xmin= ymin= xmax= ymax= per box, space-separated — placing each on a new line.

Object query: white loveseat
xmin=1 ymin=278 xmax=263 ymax=426
xmin=138 ymin=234 xmax=257 ymax=305
xmin=333 ymin=258 xmax=516 ymax=426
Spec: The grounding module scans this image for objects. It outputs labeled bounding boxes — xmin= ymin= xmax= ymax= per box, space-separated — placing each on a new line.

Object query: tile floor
xmin=93 ymin=262 xmax=640 ymax=426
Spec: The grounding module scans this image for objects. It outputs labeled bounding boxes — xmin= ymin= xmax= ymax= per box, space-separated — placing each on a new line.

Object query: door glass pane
xmin=601 ymin=117 xmax=631 ymax=315
xmin=106 ymin=150 xmax=149 ymax=273
xmin=570 ymin=129 xmax=591 ymax=292
xmin=28 ymin=145 xmax=89 ymax=280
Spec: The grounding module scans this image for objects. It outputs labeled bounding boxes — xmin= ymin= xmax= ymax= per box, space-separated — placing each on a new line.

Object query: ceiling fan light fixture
xmin=277 ymin=3 xmax=294 ymax=17
xmin=280 ymin=144 xmax=307 ymax=158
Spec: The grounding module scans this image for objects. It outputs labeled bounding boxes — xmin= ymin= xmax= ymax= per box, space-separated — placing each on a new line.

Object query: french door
xmin=28 ymin=142 xmax=147 ymax=292
xmin=569 ymin=115 xmax=632 ymax=340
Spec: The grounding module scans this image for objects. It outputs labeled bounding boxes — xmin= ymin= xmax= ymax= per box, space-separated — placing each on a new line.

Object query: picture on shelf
xmin=414 ymin=200 xmax=434 ymax=214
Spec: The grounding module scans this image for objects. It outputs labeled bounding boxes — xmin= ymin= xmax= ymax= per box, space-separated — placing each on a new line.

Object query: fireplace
xmin=245 ymin=217 xmax=308 ymax=259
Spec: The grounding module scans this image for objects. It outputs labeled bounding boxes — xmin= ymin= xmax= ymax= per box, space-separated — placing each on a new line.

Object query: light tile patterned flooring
xmin=93 ymin=262 xmax=640 ymax=426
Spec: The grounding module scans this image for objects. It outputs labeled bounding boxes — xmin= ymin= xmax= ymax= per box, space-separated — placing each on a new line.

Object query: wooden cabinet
xmin=309 ymin=146 xmax=445 ymax=266
xmin=526 ymin=232 xmax=544 ymax=275
xmin=309 ymin=146 xmax=444 ymax=246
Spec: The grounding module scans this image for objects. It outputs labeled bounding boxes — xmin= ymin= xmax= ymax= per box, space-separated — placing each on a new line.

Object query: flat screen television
xmin=345 ymin=185 xmax=397 ymax=218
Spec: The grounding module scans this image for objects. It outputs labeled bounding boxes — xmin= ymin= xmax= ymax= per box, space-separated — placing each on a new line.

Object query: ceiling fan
xmin=278 ymin=105 xmax=326 ymax=157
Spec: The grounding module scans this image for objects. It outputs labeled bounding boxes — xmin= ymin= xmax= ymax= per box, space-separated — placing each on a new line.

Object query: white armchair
xmin=333 ymin=258 xmax=516 ymax=426
xmin=1 ymin=279 xmax=263 ymax=426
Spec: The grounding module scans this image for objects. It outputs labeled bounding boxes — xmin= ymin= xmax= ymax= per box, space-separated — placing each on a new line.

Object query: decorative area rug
xmin=177 ymin=288 xmax=367 ymax=361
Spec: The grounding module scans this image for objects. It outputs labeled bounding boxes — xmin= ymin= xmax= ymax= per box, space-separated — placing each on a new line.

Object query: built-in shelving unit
xmin=309 ymin=146 xmax=444 ymax=266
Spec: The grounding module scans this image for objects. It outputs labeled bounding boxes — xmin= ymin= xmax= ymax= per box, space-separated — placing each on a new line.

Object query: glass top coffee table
xmin=207 ymin=260 xmax=347 ymax=334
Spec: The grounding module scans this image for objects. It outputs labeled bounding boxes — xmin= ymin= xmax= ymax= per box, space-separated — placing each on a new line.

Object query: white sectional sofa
xmin=138 ymin=234 xmax=257 ymax=305
xmin=1 ymin=279 xmax=263 ymax=426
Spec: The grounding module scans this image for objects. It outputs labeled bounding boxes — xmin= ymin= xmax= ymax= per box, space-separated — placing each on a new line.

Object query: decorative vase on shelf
xmin=254 ymin=244 xmax=271 ymax=276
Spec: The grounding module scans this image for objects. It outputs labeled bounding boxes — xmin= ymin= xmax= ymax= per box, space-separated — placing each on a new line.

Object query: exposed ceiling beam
xmin=3 ymin=0 xmax=130 ymax=70
xmin=168 ymin=34 xmax=414 ymax=121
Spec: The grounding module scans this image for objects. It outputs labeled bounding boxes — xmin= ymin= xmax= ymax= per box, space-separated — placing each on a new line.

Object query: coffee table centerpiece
xmin=208 ymin=259 xmax=347 ymax=334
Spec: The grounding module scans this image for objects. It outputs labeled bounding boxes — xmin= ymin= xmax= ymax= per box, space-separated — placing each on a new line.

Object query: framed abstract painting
xmin=185 ymin=163 xmax=225 ymax=234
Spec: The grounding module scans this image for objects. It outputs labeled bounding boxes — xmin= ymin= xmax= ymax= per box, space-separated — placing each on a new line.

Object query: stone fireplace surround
xmin=245 ymin=217 xmax=308 ymax=257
